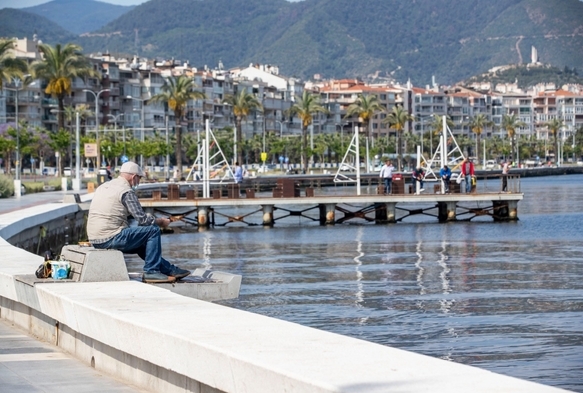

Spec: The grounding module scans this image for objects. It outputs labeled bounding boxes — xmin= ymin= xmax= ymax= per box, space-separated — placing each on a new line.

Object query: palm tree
xmin=382 ymin=105 xmax=413 ymax=171
xmin=344 ymin=93 xmax=384 ymax=145
xmin=151 ymin=75 xmax=205 ymax=177
xmin=288 ymin=91 xmax=328 ymax=171
xmin=468 ymin=114 xmax=494 ymax=163
xmin=0 ymin=39 xmax=28 ymax=89
xmin=31 ymin=43 xmax=97 ymax=130
xmin=501 ymin=114 xmax=526 ymax=162
xmin=223 ymin=88 xmax=262 ymax=164
xmin=544 ymin=118 xmax=564 ymax=165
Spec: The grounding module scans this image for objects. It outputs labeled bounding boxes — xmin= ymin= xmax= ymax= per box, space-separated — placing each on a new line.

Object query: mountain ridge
xmin=23 ymin=0 xmax=135 ymax=35
xmin=1 ymin=0 xmax=583 ymax=85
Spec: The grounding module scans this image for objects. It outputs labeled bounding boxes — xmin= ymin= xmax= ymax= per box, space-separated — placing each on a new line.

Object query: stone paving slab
xmin=0 ymin=318 xmax=147 ymax=393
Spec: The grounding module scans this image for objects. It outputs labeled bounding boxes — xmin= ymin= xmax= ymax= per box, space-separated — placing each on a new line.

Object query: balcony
xmin=42 ymin=98 xmax=58 ymax=107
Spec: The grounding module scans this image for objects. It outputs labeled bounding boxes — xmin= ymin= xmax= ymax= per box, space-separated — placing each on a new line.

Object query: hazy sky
xmin=1 ymin=0 xmax=302 ymax=9
xmin=1 ymin=0 xmax=149 ymax=8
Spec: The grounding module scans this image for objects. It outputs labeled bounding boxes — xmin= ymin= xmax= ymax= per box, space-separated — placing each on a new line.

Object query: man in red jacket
xmin=461 ymin=158 xmax=475 ymax=193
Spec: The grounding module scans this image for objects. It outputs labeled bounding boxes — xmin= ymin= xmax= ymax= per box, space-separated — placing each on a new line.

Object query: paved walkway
xmin=0 ymin=319 xmax=146 ymax=393
xmin=0 ymin=190 xmax=87 ymax=215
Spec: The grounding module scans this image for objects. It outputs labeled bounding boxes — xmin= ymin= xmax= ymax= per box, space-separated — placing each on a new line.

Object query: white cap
xmin=120 ymin=161 xmax=145 ymax=177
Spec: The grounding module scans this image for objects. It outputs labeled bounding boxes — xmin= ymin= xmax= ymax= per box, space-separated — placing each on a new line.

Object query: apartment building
xmin=403 ymin=85 xmax=448 ymax=136
xmin=533 ymin=88 xmax=583 ymax=141
xmin=317 ymin=79 xmax=401 ymax=140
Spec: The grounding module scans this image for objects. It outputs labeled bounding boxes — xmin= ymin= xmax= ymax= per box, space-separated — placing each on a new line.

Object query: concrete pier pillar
xmin=262 ymin=205 xmax=275 ymax=226
xmin=438 ymin=201 xmax=457 ymax=222
xmin=385 ymin=202 xmax=397 ymax=223
xmin=493 ymin=200 xmax=519 ymax=221
xmin=319 ymin=204 xmax=336 ymax=225
xmin=374 ymin=203 xmax=387 ymax=223
xmin=507 ymin=200 xmax=518 ymax=220
xmin=198 ymin=206 xmax=210 ymax=227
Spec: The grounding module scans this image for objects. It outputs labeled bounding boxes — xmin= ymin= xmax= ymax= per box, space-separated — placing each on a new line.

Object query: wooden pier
xmin=139 ymin=179 xmax=523 ymax=227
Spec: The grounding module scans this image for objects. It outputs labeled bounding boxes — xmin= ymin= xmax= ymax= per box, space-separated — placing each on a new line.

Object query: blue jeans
xmin=93 ymin=226 xmax=173 ymax=274
xmin=383 ymin=178 xmax=392 ymax=194
xmin=465 ymin=176 xmax=472 ymax=193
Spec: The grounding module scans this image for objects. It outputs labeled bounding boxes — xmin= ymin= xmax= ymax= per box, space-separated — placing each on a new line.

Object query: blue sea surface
xmin=128 ymin=173 xmax=583 ymax=391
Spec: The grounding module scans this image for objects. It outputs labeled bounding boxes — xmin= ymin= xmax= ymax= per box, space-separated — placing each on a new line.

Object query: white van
xmin=485 ymin=160 xmax=497 ymax=170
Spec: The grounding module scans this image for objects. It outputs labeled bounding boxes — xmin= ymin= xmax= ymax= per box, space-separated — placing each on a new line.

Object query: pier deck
xmin=140 ymin=191 xmax=523 ymax=226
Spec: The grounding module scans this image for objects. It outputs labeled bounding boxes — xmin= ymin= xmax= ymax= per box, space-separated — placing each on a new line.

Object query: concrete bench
xmin=61 ymin=245 xmax=129 ymax=282
xmin=60 ymin=245 xmax=241 ymax=302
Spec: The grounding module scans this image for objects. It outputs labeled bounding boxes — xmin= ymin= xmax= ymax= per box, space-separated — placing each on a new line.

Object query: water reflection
xmin=124 ymin=175 xmax=583 ymax=392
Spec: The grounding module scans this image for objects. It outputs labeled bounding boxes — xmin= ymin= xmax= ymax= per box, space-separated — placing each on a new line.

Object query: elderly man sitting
xmin=87 ymin=161 xmax=191 ymax=283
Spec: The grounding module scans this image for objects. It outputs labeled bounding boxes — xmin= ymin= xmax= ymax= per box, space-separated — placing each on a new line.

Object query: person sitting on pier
xmin=379 ymin=159 xmax=395 ymax=194
xmin=461 ymin=158 xmax=475 ymax=193
xmin=412 ymin=167 xmax=425 ymax=194
xmin=439 ymin=165 xmax=452 ymax=194
xmin=87 ymin=161 xmax=191 ymax=284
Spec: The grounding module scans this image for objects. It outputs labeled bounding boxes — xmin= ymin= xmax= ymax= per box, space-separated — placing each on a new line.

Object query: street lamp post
xmin=74 ymin=111 xmax=81 ymax=191
xmin=275 ymin=120 xmax=284 ymax=138
xmin=4 ymin=76 xmax=32 ymax=197
xmin=107 ymin=113 xmax=126 ymax=157
xmin=165 ymin=115 xmax=170 ymax=180
xmin=13 ymin=78 xmax=22 ymax=197
xmin=127 ymin=95 xmax=146 ymax=167
xmin=51 ymin=108 xmax=81 ymax=191
xmin=84 ymin=88 xmax=110 ymax=170
xmin=416 ymin=114 xmax=435 ymax=156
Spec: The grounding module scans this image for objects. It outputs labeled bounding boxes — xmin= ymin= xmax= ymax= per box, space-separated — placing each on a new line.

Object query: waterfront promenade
xmin=0 ymin=190 xmax=147 ymax=393
xmin=0 ymin=187 xmax=574 ymax=393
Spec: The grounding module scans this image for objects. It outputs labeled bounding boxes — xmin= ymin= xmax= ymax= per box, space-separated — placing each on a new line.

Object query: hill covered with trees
xmin=2 ymin=0 xmax=583 ymax=85
xmin=23 ymin=0 xmax=135 ymax=35
xmin=463 ymin=64 xmax=583 ymax=89
xmin=0 ymin=8 xmax=76 ymax=44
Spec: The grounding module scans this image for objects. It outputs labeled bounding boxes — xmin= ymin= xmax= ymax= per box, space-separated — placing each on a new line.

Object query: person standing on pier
xmin=461 ymin=158 xmax=475 ymax=193
xmin=87 ymin=161 xmax=191 ymax=284
xmin=439 ymin=165 xmax=451 ymax=194
xmin=412 ymin=167 xmax=425 ymax=194
xmin=502 ymin=160 xmax=509 ymax=192
xmin=379 ymin=159 xmax=395 ymax=194
xmin=234 ymin=162 xmax=243 ymax=184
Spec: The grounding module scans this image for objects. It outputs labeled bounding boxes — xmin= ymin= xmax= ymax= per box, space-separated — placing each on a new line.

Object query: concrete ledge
xmin=1 ymin=281 xmax=568 ymax=393
xmin=0 ymin=199 xmax=571 ymax=393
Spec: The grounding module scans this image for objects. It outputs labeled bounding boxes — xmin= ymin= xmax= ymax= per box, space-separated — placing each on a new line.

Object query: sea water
xmin=127 ymin=174 xmax=583 ymax=392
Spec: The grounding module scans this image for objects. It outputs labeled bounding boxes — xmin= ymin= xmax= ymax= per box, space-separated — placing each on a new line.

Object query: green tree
xmin=31 ymin=43 xmax=97 ymax=130
xmin=544 ymin=118 xmax=564 ymax=164
xmin=382 ymin=105 xmax=413 ymax=171
xmin=288 ymin=91 xmax=328 ymax=171
xmin=501 ymin=114 xmax=526 ymax=162
xmin=0 ymin=39 xmax=28 ymax=89
xmin=151 ymin=75 xmax=206 ymax=177
xmin=344 ymin=93 xmax=384 ymax=145
xmin=47 ymin=129 xmax=71 ymax=174
xmin=223 ymin=88 xmax=263 ymax=164
xmin=468 ymin=114 xmax=493 ymax=163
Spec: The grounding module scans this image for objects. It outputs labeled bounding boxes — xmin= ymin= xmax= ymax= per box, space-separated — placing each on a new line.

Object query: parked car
xmin=63 ymin=167 xmax=72 ymax=176
xmin=485 ymin=160 xmax=497 ymax=170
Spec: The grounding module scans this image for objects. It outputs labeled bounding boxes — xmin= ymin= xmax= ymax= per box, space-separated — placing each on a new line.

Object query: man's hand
xmin=155 ymin=217 xmax=171 ymax=228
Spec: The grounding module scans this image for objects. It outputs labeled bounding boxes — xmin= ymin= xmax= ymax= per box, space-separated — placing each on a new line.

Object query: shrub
xmin=22 ymin=178 xmax=63 ymax=194
xmin=0 ymin=175 xmax=15 ymax=198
